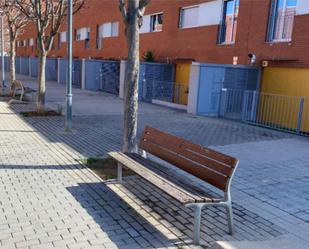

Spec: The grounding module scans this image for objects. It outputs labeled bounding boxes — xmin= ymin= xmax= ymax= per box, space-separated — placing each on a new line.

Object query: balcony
xmin=270 ymin=10 xmax=296 ymax=42
xmin=217 ymin=16 xmax=238 ymax=45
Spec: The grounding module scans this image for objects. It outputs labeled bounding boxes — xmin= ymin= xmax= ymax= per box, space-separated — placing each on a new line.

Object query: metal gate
xmin=30 ymin=57 xmax=38 ymax=77
xmin=59 ymin=58 xmax=66 ymax=84
xmin=15 ymin=56 xmax=21 ymax=74
xmin=85 ymin=60 xmax=120 ymax=94
xmin=99 ymin=62 xmax=120 ymax=94
xmin=46 ymin=58 xmax=57 ymax=81
xmin=20 ymin=57 xmax=29 ymax=75
xmin=59 ymin=59 xmax=81 ymax=88
xmin=219 ymin=88 xmax=246 ymax=120
xmin=139 ymin=62 xmax=174 ymax=102
xmin=72 ymin=60 xmax=82 ymax=88
xmin=197 ymin=64 xmax=260 ymax=116
xmin=4 ymin=56 xmax=10 ymax=72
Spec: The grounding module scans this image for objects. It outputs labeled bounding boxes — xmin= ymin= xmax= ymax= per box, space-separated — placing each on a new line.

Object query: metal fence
xmin=220 ymin=88 xmax=309 ymax=136
xmin=219 ymin=88 xmax=245 ymax=120
xmin=141 ymin=80 xmax=173 ymax=102
xmin=140 ymin=80 xmax=189 ymax=105
xmin=242 ymin=91 xmax=309 ymax=135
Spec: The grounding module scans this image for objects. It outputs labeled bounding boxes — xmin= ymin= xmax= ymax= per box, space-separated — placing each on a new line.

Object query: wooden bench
xmin=108 ymin=126 xmax=239 ymax=245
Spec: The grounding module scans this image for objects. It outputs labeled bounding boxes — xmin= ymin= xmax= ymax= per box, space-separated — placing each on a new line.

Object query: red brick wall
xmin=16 ymin=0 xmax=309 ymax=68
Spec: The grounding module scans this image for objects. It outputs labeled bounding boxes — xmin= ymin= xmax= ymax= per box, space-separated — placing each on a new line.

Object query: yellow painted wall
xmin=262 ymin=67 xmax=309 ymax=97
xmin=260 ymin=67 xmax=309 ymax=133
xmin=175 ymin=64 xmax=190 ymax=105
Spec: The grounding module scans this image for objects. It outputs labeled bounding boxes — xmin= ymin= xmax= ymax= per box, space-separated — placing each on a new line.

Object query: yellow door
xmin=175 ymin=63 xmax=190 ymax=105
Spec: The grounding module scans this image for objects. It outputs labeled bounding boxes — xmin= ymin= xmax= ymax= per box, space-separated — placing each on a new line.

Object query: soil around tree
xmin=81 ymin=157 xmax=135 ymax=180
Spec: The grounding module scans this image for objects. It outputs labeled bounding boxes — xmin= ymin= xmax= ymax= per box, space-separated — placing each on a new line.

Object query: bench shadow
xmin=67 ymin=175 xmax=287 ymax=248
xmin=66 ymin=180 xmax=189 ymax=248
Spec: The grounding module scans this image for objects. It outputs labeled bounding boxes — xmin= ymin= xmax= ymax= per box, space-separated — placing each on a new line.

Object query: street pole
xmin=65 ymin=0 xmax=73 ymax=131
xmin=1 ymin=15 xmax=5 ymax=90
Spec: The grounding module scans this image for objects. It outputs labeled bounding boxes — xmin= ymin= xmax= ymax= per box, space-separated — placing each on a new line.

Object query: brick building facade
xmin=15 ymin=0 xmax=309 ymax=67
xmin=15 ymin=0 xmax=309 ymax=101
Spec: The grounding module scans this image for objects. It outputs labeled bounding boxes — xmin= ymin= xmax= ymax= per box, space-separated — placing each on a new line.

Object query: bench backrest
xmin=139 ymin=126 xmax=239 ymax=192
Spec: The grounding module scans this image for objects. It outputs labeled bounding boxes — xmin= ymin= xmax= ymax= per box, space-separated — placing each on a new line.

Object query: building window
xmin=179 ymin=1 xmax=223 ymax=30
xmin=100 ymin=22 xmax=119 ymax=38
xmin=151 ymin=14 xmax=163 ymax=32
xmin=29 ymin=38 xmax=34 ymax=46
xmin=96 ymin=25 xmax=102 ymax=49
xmin=267 ymin=0 xmax=297 ymax=42
xmin=180 ymin=6 xmax=199 ymax=28
xmin=75 ymin=29 xmax=81 ymax=41
xmin=140 ymin=13 xmax=163 ymax=33
xmin=75 ymin=27 xmax=89 ymax=41
xmin=60 ymin=31 xmax=67 ymax=43
xmin=111 ymin=22 xmax=119 ymax=37
xmin=218 ymin=0 xmax=240 ymax=44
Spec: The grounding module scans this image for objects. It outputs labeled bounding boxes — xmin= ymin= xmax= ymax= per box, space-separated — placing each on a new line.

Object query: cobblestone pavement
xmin=1 ymin=81 xmax=309 ymax=249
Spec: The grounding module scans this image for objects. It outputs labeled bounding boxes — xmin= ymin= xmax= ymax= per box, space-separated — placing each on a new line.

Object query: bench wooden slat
xmin=142 ymin=126 xmax=238 ymax=167
xmin=108 ymin=151 xmax=209 ymax=204
xmin=139 ymin=139 xmax=228 ymax=191
xmin=128 ymin=153 xmax=222 ymax=203
xmin=141 ymin=130 xmax=233 ymax=176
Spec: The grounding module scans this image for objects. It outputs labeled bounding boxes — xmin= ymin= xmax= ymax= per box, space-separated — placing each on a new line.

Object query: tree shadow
xmin=2 ymin=102 xmax=288 ymax=248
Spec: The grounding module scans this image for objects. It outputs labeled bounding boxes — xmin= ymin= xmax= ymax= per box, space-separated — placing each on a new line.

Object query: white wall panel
xmin=199 ymin=0 xmax=223 ymax=26
xmin=140 ymin=15 xmax=151 ymax=33
xmin=296 ymin=0 xmax=309 ymax=15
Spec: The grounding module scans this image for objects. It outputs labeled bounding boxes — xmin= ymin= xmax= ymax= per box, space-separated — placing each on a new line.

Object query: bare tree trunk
xmin=37 ymin=53 xmax=46 ymax=113
xmin=123 ymin=1 xmax=140 ymax=153
xmin=9 ymin=38 xmax=16 ymax=94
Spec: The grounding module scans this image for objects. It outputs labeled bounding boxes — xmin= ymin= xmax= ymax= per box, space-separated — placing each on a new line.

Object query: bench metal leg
xmin=117 ymin=163 xmax=123 ymax=182
xmin=186 ymin=201 xmax=235 ymax=245
xmin=193 ymin=205 xmax=202 ymax=245
xmin=226 ymin=203 xmax=235 ymax=235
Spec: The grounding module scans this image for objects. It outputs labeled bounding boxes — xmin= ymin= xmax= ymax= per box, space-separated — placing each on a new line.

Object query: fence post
xmin=81 ymin=59 xmax=85 ymax=89
xmin=57 ymin=58 xmax=61 ymax=84
xmin=29 ymin=57 xmax=32 ymax=77
xmin=119 ymin=60 xmax=126 ymax=99
xmin=219 ymin=88 xmax=228 ymax=117
xmin=241 ymin=91 xmax=249 ymax=121
xmin=142 ymin=77 xmax=147 ymax=101
xmin=297 ymin=98 xmax=305 ymax=134
xmin=19 ymin=57 xmax=22 ymax=74
xmin=251 ymin=91 xmax=258 ymax=122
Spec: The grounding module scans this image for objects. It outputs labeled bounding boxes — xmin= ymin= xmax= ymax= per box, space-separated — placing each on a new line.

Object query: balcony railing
xmin=270 ymin=11 xmax=295 ymax=42
xmin=217 ymin=16 xmax=238 ymax=44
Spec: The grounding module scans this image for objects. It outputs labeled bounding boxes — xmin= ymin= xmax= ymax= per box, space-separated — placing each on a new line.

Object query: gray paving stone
xmin=0 ymin=88 xmax=309 ymax=249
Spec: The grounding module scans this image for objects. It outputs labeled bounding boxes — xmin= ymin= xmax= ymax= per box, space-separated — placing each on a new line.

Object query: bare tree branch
xmin=14 ymin=0 xmax=85 ymax=112
xmin=118 ymin=0 xmax=127 ymax=22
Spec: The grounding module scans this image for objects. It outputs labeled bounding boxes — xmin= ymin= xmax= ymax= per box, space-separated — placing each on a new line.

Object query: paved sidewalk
xmin=16 ymin=74 xmax=176 ymax=116
xmin=0 ymin=75 xmax=309 ymax=249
